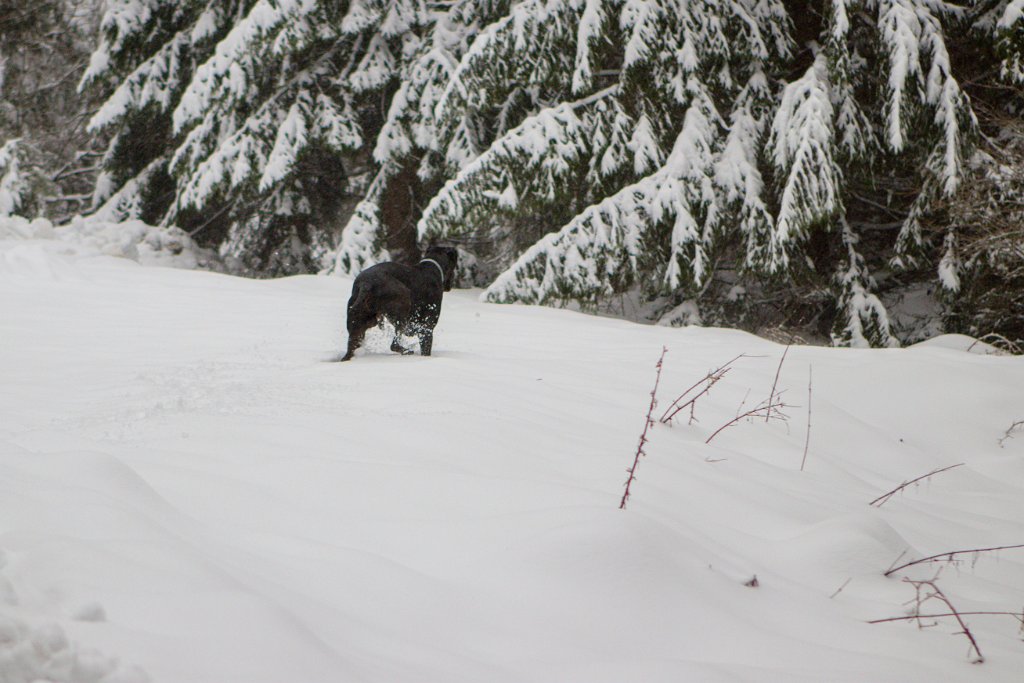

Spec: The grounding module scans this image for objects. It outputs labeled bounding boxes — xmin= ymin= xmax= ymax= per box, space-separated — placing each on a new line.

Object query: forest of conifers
xmin=2 ymin=0 xmax=1022 ymax=347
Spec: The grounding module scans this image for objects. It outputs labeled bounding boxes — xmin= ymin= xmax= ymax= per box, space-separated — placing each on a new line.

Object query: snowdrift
xmin=1 ymin=227 xmax=1023 ymax=682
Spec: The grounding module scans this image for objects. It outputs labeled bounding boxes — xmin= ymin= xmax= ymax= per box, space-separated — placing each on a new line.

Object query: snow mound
xmin=911 ymin=333 xmax=1011 ymax=354
xmin=0 ymin=215 xmax=219 ymax=270
xmin=0 ymin=617 xmax=148 ymax=683
xmin=0 ymin=548 xmax=146 ymax=683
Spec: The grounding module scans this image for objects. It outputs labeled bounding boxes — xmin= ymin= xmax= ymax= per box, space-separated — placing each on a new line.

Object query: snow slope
xmin=2 ymin=230 xmax=1023 ymax=682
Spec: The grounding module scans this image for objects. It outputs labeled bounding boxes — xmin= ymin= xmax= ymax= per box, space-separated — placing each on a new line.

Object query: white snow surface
xmin=2 ymin=229 xmax=1024 ymax=682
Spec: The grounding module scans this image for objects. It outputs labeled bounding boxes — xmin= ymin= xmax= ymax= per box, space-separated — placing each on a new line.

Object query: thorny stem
xmin=884 ymin=544 xmax=1024 ymax=577
xmin=998 ymin=420 xmax=1024 ymax=448
xmin=620 ymin=347 xmax=667 ymax=510
xmin=659 ymin=354 xmax=745 ymax=425
xmin=800 ymin=365 xmax=812 ymax=471
xmin=869 ymin=463 xmax=964 ymax=507
xmin=829 ymin=577 xmax=852 ymax=599
xmin=868 ymin=611 xmax=1024 ymax=625
xmin=766 ymin=344 xmax=790 ymax=422
xmin=705 ymin=397 xmax=788 ymax=444
xmin=901 ymin=578 xmax=985 ymax=663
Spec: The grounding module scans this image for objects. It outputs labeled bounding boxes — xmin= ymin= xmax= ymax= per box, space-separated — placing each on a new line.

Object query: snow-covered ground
xmin=2 ymin=224 xmax=1023 ymax=682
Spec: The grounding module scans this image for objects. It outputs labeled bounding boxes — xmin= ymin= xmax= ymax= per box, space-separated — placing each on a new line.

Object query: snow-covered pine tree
xmin=82 ymin=1 xmax=243 ymax=225
xmin=333 ymin=0 xmax=512 ymax=275
xmin=977 ymin=0 xmax=1024 ymax=85
xmin=398 ymin=0 xmax=977 ymax=346
xmin=832 ymin=219 xmax=898 ymax=347
xmin=84 ymin=0 xmax=429 ymax=274
xmin=417 ymin=0 xmax=793 ymax=312
xmin=0 ymin=140 xmax=30 ymax=217
xmin=1 ymin=1 xmax=103 ymax=220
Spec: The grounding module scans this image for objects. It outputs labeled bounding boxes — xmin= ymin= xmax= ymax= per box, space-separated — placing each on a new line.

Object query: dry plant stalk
xmin=895 ymin=577 xmax=985 ymax=663
xmin=884 ymin=543 xmax=1024 ymax=577
xmin=869 ymin=611 xmax=1024 ymax=626
xmin=869 ymin=463 xmax=964 ymax=507
xmin=766 ymin=343 xmax=790 ymax=422
xmin=620 ymin=347 xmax=667 ymax=510
xmin=967 ymin=334 xmax=1023 ymax=356
xmin=659 ymin=353 xmax=746 ymax=425
xmin=998 ymin=419 xmax=1024 ymax=448
xmin=705 ymin=395 xmax=789 ymax=444
xmin=800 ymin=365 xmax=812 ymax=471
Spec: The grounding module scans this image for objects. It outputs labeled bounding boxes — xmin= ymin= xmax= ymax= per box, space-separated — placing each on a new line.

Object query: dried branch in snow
xmin=620 ymin=347 xmax=667 ymax=510
xmin=869 ymin=463 xmax=964 ymax=507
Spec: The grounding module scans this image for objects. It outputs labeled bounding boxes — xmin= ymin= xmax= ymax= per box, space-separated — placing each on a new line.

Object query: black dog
xmin=340 ymin=246 xmax=458 ymax=361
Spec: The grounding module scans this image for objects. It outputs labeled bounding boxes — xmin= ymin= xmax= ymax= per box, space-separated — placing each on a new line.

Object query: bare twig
xmin=998 ymin=420 xmax=1024 ymax=448
xmin=967 ymin=333 xmax=1023 ymax=356
xmin=885 ymin=550 xmax=909 ymax=575
xmin=885 ymin=544 xmax=1024 ymax=577
xmin=659 ymin=353 xmax=745 ymax=425
xmin=896 ymin=577 xmax=985 ymax=663
xmin=766 ymin=344 xmax=790 ymax=422
xmin=801 ymin=365 xmax=812 ymax=471
xmin=829 ymin=577 xmax=852 ymax=599
xmin=869 ymin=611 xmax=1024 ymax=626
xmin=705 ymin=395 xmax=788 ymax=444
xmin=620 ymin=347 xmax=667 ymax=510
xmin=869 ymin=463 xmax=964 ymax=507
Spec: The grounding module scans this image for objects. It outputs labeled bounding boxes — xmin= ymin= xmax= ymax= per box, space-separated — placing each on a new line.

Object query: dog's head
xmin=424 ymin=245 xmax=459 ymax=292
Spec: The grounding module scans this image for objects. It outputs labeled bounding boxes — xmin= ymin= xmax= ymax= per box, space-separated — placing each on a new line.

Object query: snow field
xmin=1 ymin=232 xmax=1023 ymax=681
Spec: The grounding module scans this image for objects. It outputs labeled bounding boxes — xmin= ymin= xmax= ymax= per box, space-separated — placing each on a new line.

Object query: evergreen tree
xmin=76 ymin=0 xmax=1019 ymax=346
xmin=332 ymin=0 xmax=512 ymax=275
xmin=401 ymin=0 xmax=975 ymax=346
xmin=415 ymin=0 xmax=792 ymax=299
xmin=84 ymin=0 xmax=429 ymax=274
xmin=1 ymin=1 xmax=102 ymax=220
xmin=978 ymin=0 xmax=1024 ymax=85
xmin=0 ymin=140 xmax=29 ymax=216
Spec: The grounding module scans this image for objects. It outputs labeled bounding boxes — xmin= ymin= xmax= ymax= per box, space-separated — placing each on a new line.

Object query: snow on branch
xmin=172 ymin=0 xmax=309 ymax=134
xmin=832 ymin=220 xmax=898 ymax=347
xmin=996 ymin=0 xmax=1024 ymax=83
xmin=716 ymin=71 xmax=775 ymax=270
xmin=0 ymin=140 xmax=28 ymax=217
xmin=333 ymin=173 xmax=390 ymax=275
xmin=874 ymin=0 xmax=974 ymax=192
xmin=762 ymin=54 xmax=841 ymax=274
xmin=88 ymin=32 xmax=189 ymax=132
xmin=434 ymin=0 xmax=579 ymax=126
xmin=418 ymin=87 xmax=617 ymax=243
xmin=481 ymin=83 xmax=724 ymax=304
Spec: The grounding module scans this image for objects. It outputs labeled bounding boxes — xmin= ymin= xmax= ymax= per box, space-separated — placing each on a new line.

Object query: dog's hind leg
xmin=417 ymin=329 xmax=433 ymax=356
xmin=341 ymin=310 xmax=377 ymax=361
xmin=380 ymin=296 xmax=414 ymax=356
xmin=340 ymin=322 xmax=370 ymax=361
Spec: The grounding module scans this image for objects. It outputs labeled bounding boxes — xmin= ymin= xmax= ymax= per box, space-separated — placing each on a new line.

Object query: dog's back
xmin=340 ymin=246 xmax=458 ymax=361
xmin=345 ymin=264 xmax=414 ymax=332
